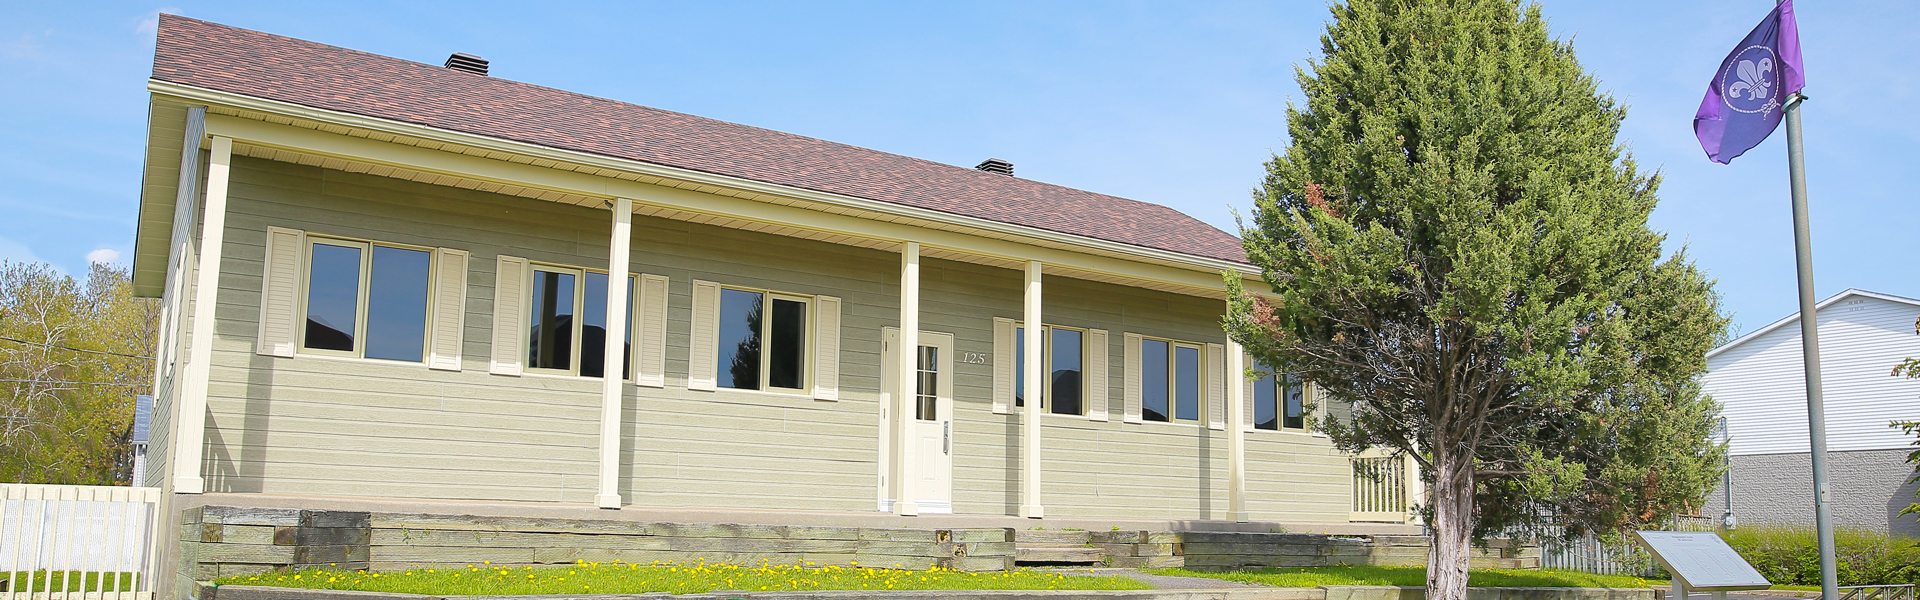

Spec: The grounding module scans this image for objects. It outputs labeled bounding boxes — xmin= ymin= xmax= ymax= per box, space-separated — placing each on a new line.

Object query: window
xmin=1013 ymin=324 xmax=1086 ymax=415
xmin=915 ymin=346 xmax=938 ymax=421
xmin=527 ymin=265 xmax=633 ymax=378
xmin=715 ymin=287 xmax=809 ymax=392
xmin=1253 ymin=362 xmax=1306 ymax=431
xmin=1139 ymin=337 xmax=1204 ymax=423
xmin=300 ymin=238 xmax=432 ymax=362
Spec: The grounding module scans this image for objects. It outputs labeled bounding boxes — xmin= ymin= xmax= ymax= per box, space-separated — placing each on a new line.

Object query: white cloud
xmin=86 ymin=248 xmax=122 ymax=266
xmin=136 ymin=7 xmax=182 ymax=35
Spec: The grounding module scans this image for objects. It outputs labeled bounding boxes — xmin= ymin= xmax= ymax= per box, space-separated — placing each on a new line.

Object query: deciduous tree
xmin=0 ymin=261 xmax=157 ymax=484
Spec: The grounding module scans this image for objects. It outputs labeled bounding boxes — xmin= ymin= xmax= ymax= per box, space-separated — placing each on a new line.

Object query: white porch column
xmin=171 ymin=134 xmax=233 ymax=495
xmin=894 ymin=241 xmax=921 ymax=516
xmin=1226 ymin=337 xmax=1248 ymax=522
xmin=595 ymin=197 xmax=634 ymax=509
xmin=1020 ymin=261 xmax=1045 ymax=519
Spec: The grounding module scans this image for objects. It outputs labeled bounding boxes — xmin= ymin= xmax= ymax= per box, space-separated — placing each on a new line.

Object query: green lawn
xmin=0 ymin=571 xmax=139 ymax=592
xmin=1146 ymin=565 xmax=1665 ymax=589
xmin=213 ymin=561 xmax=1150 ymax=595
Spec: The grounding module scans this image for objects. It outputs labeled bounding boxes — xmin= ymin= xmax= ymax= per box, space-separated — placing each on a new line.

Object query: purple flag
xmin=1694 ymin=0 xmax=1805 ymax=164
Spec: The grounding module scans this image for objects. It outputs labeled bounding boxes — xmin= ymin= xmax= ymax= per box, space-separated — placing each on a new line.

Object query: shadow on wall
xmin=1887 ymin=467 xmax=1920 ymax=537
xmin=1002 ymin=415 xmax=1019 ymax=515
xmin=203 ymin=353 xmax=277 ymax=493
xmin=1197 ymin=417 xmax=1213 ymax=521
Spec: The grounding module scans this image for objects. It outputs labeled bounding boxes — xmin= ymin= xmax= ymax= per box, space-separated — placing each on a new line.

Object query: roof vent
xmin=444 ymin=52 xmax=489 ymax=75
xmin=975 ymin=158 xmax=1014 ymax=176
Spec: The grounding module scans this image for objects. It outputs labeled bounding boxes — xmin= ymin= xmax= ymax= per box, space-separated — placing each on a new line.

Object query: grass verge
xmin=0 ymin=571 xmax=139 ymax=592
xmin=1145 ymin=565 xmax=1664 ymax=588
xmin=213 ymin=561 xmax=1151 ymax=595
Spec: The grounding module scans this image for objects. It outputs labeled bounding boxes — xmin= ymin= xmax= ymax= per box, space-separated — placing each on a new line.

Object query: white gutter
xmin=148 ymin=79 xmax=1259 ymax=278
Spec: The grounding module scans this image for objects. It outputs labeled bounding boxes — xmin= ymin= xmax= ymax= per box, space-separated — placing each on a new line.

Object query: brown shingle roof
xmin=151 ymin=15 xmax=1248 ymax=265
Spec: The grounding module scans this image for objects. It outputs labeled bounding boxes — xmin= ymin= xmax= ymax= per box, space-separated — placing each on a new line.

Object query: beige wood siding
xmin=922 ymin=258 xmax=1348 ymax=521
xmin=187 ymin=156 xmax=1355 ymax=521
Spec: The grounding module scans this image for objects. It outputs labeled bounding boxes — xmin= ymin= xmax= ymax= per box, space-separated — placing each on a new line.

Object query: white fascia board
xmin=148 ymin=79 xmax=1259 ymax=280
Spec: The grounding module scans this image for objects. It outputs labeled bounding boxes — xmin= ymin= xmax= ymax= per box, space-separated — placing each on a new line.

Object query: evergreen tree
xmin=1225 ymin=1 xmax=1727 ymax=597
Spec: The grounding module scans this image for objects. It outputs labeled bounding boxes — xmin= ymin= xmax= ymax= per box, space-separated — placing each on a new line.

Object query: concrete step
xmin=1013 ymin=529 xmax=1094 ymax=545
xmin=1015 ymin=545 xmax=1104 ymax=564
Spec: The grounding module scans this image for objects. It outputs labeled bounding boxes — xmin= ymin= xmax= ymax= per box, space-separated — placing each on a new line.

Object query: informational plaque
xmin=1631 ymin=531 xmax=1771 ymax=592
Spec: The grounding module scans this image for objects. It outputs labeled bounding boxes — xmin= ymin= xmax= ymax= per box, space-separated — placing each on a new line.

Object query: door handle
xmin=943 ymin=421 xmax=951 ymax=455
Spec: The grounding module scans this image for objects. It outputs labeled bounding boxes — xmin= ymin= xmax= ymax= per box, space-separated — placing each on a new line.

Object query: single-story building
xmin=135 ymin=14 xmax=1444 ymax=596
xmin=1700 ymin=289 xmax=1920 ymax=537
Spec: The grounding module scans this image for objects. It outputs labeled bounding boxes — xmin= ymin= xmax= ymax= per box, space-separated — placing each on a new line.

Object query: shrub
xmin=1723 ymin=525 xmax=1920 ymax=587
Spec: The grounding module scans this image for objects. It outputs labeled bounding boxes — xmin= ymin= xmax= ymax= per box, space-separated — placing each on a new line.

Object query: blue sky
xmin=2 ymin=1 xmax=1914 ymax=336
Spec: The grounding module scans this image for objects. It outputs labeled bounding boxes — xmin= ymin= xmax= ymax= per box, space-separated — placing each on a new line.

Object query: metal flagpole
xmin=1781 ymin=91 xmax=1839 ymax=600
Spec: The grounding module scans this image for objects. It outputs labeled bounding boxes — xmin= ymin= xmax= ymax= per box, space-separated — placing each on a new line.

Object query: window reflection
xmin=768 ymin=298 xmax=806 ymax=390
xmin=528 ymin=269 xmax=576 ymax=371
xmin=1049 ymin=328 xmax=1082 ymax=415
xmin=717 ymin=288 xmax=763 ymax=390
xmin=579 ymin=273 xmax=635 ymax=379
xmin=1141 ymin=339 xmax=1170 ymax=422
xmin=364 ymin=246 xmax=429 ymax=362
xmin=303 ymin=243 xmax=361 ymax=352
xmin=1174 ymin=345 xmax=1200 ymax=421
xmin=1284 ymin=374 xmax=1306 ymax=429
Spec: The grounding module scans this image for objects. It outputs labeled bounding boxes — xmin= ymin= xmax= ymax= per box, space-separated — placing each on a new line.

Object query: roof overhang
xmin=136 ymin=80 xmax=1264 ymax=299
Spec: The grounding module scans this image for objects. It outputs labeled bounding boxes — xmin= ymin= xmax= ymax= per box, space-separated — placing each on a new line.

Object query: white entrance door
xmin=881 ymin=329 xmax=954 ymax=513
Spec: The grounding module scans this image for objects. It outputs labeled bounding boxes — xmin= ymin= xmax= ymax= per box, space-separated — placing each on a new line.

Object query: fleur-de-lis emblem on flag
xmin=1728 ymin=57 xmax=1774 ymax=101
xmin=1692 ymin=0 xmax=1804 ymax=164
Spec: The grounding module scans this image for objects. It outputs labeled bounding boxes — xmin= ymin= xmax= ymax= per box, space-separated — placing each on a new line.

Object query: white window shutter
xmin=687 ymin=280 xmax=720 ymax=391
xmin=1207 ymin=343 xmax=1227 ymax=431
xmin=426 ymin=248 xmax=469 ymax=371
xmin=634 ymin=274 xmax=669 ymax=388
xmin=1122 ymin=332 xmax=1143 ymax=424
xmin=1085 ymin=329 xmax=1109 ymax=422
xmin=812 ymin=295 xmax=842 ymax=401
xmin=255 ymin=226 xmax=305 ymax=357
xmin=489 ymin=255 xmax=528 ymax=376
xmin=991 ymin=318 xmax=1014 ymax=414
xmin=1242 ymin=353 xmax=1257 ymax=431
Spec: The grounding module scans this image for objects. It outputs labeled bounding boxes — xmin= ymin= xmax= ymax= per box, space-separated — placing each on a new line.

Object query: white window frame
xmin=1138 ymin=335 xmax=1206 ymax=425
xmin=1014 ymin=322 xmax=1089 ymax=416
xmin=295 ymin=235 xmax=435 ymax=364
xmin=524 ymin=262 xmax=636 ymax=380
xmin=714 ymin=285 xmax=814 ymax=395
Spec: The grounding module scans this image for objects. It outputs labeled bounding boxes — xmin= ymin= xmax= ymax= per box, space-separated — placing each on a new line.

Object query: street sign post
xmin=1633 ymin=531 xmax=1771 ymax=600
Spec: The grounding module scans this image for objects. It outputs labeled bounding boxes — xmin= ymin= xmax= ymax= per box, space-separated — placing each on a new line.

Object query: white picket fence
xmin=0 ymin=484 xmax=162 ymax=600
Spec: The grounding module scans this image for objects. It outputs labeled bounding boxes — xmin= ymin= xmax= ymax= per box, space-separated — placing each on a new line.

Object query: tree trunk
xmin=1427 ymin=442 xmax=1474 ymax=600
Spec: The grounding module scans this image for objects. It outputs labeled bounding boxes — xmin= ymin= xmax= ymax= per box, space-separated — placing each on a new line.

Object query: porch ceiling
xmin=205 ymin=103 xmax=1245 ymax=300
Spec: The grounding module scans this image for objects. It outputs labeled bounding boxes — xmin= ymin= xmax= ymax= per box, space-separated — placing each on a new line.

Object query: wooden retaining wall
xmin=177 ymin=506 xmax=1017 ymax=580
xmin=1178 ymin=533 xmax=1539 ymax=570
xmin=178 ymin=505 xmax=1537 ymax=581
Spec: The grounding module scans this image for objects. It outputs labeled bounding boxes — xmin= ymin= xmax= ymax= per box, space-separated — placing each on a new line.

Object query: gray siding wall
xmin=188 ymin=156 xmax=1357 ymax=522
xmin=1701 ymin=449 xmax=1920 ymax=537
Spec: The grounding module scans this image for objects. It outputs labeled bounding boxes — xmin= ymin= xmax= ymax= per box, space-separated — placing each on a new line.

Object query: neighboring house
xmin=1701 ymin=289 xmax=1920 ymax=537
xmin=131 ymin=394 xmax=153 ymax=487
xmin=133 ymin=15 xmax=1428 ymax=591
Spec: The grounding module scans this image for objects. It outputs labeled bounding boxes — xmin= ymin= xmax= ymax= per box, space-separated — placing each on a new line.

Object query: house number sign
xmin=960 ymin=351 xmax=990 ymax=365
